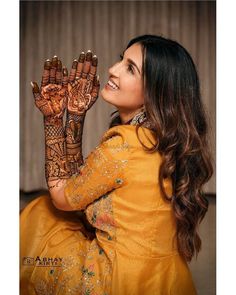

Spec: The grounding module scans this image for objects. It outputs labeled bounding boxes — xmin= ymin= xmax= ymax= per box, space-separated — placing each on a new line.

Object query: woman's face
xmin=101 ymin=43 xmax=144 ymax=112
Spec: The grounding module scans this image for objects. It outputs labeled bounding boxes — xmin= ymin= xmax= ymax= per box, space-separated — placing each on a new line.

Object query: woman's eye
xmin=127 ymin=64 xmax=134 ymax=74
xmin=119 ymin=54 xmax=134 ymax=74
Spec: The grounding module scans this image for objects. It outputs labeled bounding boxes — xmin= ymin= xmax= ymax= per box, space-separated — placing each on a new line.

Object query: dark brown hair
xmin=109 ymin=35 xmax=213 ymax=262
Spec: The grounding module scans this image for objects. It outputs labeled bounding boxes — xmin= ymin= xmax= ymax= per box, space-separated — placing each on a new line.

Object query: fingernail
xmin=53 ymin=55 xmax=58 ymax=58
xmin=45 ymin=60 xmax=51 ymax=69
xmin=97 ymin=75 xmax=99 ymax=81
xmin=92 ymin=56 xmax=98 ymax=66
xmin=79 ymin=54 xmax=85 ymax=63
xmin=87 ymin=49 xmax=92 ymax=52
xmin=52 ymin=56 xmax=58 ymax=67
xmin=30 ymin=81 xmax=34 ymax=88
xmin=86 ymin=51 xmax=92 ymax=61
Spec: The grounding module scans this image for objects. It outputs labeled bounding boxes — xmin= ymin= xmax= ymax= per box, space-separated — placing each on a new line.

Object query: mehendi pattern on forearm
xmin=65 ymin=112 xmax=85 ymax=175
xmin=44 ymin=117 xmax=70 ymax=182
xmin=31 ymin=55 xmax=70 ymax=190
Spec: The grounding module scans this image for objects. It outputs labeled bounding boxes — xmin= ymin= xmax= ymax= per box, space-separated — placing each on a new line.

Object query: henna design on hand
xmin=75 ymin=52 xmax=85 ymax=79
xmin=87 ymin=54 xmax=98 ymax=82
xmin=49 ymin=56 xmax=58 ymax=84
xmin=69 ymin=59 xmax=78 ymax=82
xmin=56 ymin=60 xmax=62 ymax=84
xmin=67 ymin=50 xmax=100 ymax=115
xmin=31 ymin=57 xmax=69 ymax=118
xmin=41 ymin=59 xmax=51 ymax=87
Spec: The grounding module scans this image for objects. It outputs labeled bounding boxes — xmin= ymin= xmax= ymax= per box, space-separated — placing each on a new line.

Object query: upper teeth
xmin=108 ymin=80 xmax=119 ymax=89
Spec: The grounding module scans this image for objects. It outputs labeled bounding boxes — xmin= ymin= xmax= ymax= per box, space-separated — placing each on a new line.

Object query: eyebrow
xmin=122 ymin=52 xmax=141 ymax=74
xmin=127 ymin=58 xmax=141 ymax=74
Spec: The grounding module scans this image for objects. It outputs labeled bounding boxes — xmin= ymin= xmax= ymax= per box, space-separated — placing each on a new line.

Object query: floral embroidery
xmin=115 ymin=178 xmax=123 ymax=184
xmin=79 ymin=240 xmax=113 ymax=294
xmin=85 ymin=194 xmax=116 ymax=236
xmin=82 ymin=265 xmax=95 ymax=277
xmin=64 ymin=135 xmax=129 ymax=210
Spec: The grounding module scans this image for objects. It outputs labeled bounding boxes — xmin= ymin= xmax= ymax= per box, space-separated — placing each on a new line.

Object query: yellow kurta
xmin=20 ymin=125 xmax=197 ymax=295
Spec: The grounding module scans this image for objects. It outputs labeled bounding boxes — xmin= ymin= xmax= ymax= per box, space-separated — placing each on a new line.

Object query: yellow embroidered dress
xmin=20 ymin=125 xmax=197 ymax=295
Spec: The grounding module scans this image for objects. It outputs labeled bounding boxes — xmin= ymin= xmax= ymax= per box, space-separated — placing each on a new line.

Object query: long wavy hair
xmin=109 ymin=35 xmax=213 ymax=262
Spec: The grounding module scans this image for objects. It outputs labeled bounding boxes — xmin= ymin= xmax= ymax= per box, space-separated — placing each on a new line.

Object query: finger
xmin=41 ymin=59 xmax=51 ymax=87
xmin=69 ymin=59 xmax=78 ymax=82
xmin=62 ymin=67 xmax=69 ymax=86
xmin=75 ymin=52 xmax=85 ymax=79
xmin=91 ymin=75 xmax=100 ymax=102
xmin=87 ymin=55 xmax=98 ymax=82
xmin=30 ymin=81 xmax=41 ymax=100
xmin=94 ymin=75 xmax=100 ymax=87
xmin=81 ymin=50 xmax=92 ymax=79
xmin=49 ymin=55 xmax=58 ymax=84
xmin=56 ymin=60 xmax=62 ymax=84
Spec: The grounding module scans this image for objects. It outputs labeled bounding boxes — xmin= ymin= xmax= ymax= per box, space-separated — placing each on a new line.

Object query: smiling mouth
xmin=106 ymin=80 xmax=119 ymax=90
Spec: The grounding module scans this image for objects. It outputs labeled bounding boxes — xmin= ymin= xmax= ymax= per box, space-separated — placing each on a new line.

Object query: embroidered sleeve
xmin=64 ymin=133 xmax=129 ymax=210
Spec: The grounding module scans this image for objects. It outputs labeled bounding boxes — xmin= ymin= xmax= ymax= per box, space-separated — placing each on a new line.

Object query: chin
xmin=100 ymin=88 xmax=115 ymax=105
xmin=101 ymin=88 xmax=128 ymax=110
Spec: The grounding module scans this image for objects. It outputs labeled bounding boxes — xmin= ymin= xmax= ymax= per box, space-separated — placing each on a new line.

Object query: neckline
xmin=106 ymin=124 xmax=157 ymax=147
xmin=125 ymin=110 xmax=146 ymax=125
xmin=109 ymin=122 xmax=156 ymax=137
xmin=125 ymin=110 xmax=155 ymax=131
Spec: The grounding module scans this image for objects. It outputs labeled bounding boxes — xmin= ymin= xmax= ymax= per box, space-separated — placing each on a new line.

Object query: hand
xmin=67 ymin=50 xmax=100 ymax=115
xmin=31 ymin=56 xmax=69 ymax=118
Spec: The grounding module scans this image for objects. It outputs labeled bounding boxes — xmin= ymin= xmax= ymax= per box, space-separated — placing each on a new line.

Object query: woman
xmin=20 ymin=35 xmax=213 ymax=294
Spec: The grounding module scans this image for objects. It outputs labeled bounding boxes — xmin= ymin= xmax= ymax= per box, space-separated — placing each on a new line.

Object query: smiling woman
xmin=20 ymin=35 xmax=213 ymax=295
xmin=101 ymin=43 xmax=145 ymax=124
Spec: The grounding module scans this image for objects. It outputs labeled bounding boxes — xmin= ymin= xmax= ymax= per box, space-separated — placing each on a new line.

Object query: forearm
xmin=44 ymin=116 xmax=73 ymax=210
xmin=44 ymin=116 xmax=69 ymax=181
xmin=65 ymin=112 xmax=86 ymax=175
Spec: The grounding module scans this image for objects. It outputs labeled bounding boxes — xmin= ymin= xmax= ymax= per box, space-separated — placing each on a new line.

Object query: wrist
xmin=65 ymin=111 xmax=85 ymax=175
xmin=67 ymin=110 xmax=86 ymax=119
xmin=65 ymin=112 xmax=85 ymax=143
xmin=44 ymin=116 xmax=64 ymax=126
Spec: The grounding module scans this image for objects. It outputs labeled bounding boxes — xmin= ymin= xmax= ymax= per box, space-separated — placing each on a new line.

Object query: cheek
xmin=121 ymin=78 xmax=143 ymax=100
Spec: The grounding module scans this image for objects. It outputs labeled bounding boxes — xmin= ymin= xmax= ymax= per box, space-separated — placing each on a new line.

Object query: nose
xmin=108 ymin=61 xmax=121 ymax=78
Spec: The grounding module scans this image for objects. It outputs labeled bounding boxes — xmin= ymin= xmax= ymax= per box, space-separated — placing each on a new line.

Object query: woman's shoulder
xmin=100 ymin=125 xmax=157 ymax=149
